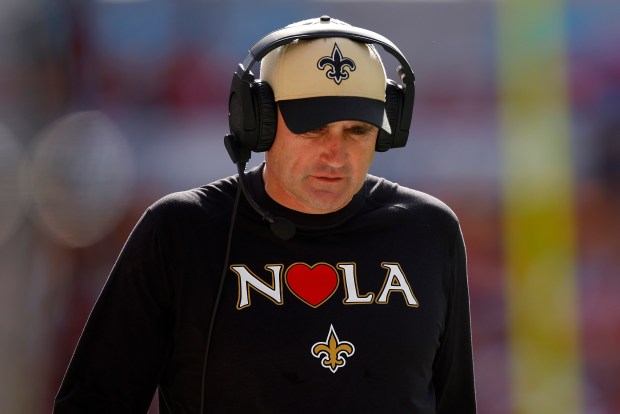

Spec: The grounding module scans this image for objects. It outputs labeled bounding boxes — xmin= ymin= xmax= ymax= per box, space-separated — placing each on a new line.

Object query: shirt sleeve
xmin=54 ymin=209 xmax=173 ymax=413
xmin=433 ymin=223 xmax=478 ymax=413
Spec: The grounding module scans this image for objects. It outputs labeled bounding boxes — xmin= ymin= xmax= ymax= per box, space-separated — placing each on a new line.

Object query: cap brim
xmin=279 ymin=97 xmax=391 ymax=135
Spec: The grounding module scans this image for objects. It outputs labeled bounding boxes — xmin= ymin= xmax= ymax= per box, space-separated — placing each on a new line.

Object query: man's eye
xmin=348 ymin=125 xmax=376 ymax=137
xmin=301 ymin=127 xmax=327 ymax=137
xmin=350 ymin=127 xmax=369 ymax=135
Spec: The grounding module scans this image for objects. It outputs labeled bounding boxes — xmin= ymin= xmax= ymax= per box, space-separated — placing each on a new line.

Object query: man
xmin=54 ymin=16 xmax=476 ymax=413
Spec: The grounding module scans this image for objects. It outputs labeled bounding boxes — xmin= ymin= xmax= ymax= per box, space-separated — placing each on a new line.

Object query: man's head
xmin=225 ymin=16 xmax=414 ymax=214
xmin=260 ymin=18 xmax=390 ymax=214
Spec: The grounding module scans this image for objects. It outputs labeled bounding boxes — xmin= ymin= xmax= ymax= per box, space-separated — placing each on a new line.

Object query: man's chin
xmin=302 ymin=189 xmax=352 ymax=214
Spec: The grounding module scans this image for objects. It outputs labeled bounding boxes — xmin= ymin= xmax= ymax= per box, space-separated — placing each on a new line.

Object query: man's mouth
xmin=313 ymin=176 xmax=344 ymax=183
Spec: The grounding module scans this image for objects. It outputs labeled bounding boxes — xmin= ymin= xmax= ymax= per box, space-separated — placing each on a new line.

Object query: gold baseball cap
xmin=260 ymin=19 xmax=391 ymax=134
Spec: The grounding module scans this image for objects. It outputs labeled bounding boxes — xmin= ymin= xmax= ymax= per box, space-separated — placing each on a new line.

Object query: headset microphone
xmin=225 ymin=133 xmax=297 ymax=240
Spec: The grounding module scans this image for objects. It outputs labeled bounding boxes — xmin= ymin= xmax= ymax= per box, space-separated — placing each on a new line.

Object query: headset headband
xmin=241 ymin=24 xmax=413 ymax=81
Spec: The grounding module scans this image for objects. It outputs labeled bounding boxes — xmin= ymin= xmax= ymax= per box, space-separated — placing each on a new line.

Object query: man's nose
xmin=319 ymin=131 xmax=347 ymax=166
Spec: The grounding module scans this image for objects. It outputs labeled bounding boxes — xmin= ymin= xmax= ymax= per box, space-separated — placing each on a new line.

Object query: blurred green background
xmin=0 ymin=0 xmax=618 ymax=412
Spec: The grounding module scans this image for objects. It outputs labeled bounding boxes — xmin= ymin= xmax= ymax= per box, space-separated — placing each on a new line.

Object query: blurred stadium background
xmin=0 ymin=0 xmax=618 ymax=412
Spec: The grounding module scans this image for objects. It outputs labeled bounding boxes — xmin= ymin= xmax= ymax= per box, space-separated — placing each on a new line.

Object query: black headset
xmin=224 ymin=15 xmax=416 ymax=164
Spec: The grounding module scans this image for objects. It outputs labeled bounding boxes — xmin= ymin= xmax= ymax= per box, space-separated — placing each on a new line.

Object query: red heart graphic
xmin=286 ymin=263 xmax=339 ymax=307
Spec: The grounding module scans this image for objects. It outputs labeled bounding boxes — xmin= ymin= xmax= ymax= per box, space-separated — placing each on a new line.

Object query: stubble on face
xmin=263 ymin=110 xmax=377 ymax=214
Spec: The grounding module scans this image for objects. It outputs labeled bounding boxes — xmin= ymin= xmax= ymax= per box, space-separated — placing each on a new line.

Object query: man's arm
xmin=54 ymin=210 xmax=173 ymax=413
xmin=433 ymin=224 xmax=477 ymax=413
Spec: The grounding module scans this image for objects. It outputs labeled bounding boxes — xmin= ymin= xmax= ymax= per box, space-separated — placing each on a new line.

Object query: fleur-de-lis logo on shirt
xmin=317 ymin=43 xmax=356 ymax=85
xmin=311 ymin=325 xmax=355 ymax=373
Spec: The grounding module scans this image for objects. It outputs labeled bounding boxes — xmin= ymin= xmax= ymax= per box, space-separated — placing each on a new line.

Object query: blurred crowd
xmin=0 ymin=0 xmax=618 ymax=413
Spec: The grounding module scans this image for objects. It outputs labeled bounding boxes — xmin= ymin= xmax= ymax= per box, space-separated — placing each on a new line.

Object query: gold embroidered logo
xmin=311 ymin=325 xmax=355 ymax=373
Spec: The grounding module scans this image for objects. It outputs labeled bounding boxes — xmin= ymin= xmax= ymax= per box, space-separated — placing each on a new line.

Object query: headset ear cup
xmin=376 ymin=80 xmax=403 ymax=152
xmin=375 ymin=131 xmax=390 ymax=152
xmin=228 ymin=72 xmax=259 ymax=157
xmin=253 ymin=81 xmax=278 ymax=152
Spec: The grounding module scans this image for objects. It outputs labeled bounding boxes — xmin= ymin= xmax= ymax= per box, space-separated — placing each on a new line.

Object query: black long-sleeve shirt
xmin=55 ymin=166 xmax=476 ymax=413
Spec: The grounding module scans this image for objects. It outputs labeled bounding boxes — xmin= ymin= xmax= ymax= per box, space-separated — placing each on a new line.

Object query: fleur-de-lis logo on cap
xmin=317 ymin=43 xmax=356 ymax=85
xmin=311 ymin=324 xmax=355 ymax=373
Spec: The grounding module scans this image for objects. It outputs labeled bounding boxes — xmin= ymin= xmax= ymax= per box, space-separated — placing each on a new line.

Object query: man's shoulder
xmin=146 ymin=174 xmax=239 ymax=221
xmin=365 ymin=174 xmax=459 ymax=224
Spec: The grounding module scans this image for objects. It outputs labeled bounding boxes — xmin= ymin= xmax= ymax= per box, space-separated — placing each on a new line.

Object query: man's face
xmin=263 ymin=108 xmax=378 ymax=214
